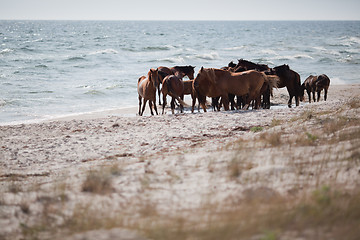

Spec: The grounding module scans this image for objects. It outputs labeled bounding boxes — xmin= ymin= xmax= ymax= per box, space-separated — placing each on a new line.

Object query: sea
xmin=1 ymin=20 xmax=359 ymax=125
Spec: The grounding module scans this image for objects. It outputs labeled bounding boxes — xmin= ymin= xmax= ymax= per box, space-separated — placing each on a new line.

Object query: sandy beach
xmin=1 ymin=84 xmax=359 ymax=240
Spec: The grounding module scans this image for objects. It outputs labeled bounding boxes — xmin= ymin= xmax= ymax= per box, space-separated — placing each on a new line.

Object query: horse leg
xmin=158 ymin=86 xmax=162 ymax=106
xmin=171 ymin=97 xmax=175 ymax=114
xmin=288 ymin=95 xmax=293 ymax=108
xmin=153 ymin=100 xmax=158 ymax=115
xmin=324 ymin=88 xmax=328 ymax=101
xmin=162 ymin=94 xmax=167 ymax=114
xmin=222 ymin=95 xmax=230 ymax=111
xmin=312 ymin=91 xmax=316 ymax=102
xmin=138 ymin=96 xmax=142 ymax=116
xmin=295 ymin=96 xmax=300 ymax=106
xmin=229 ymin=94 xmax=235 ymax=110
xmin=149 ymin=101 xmax=154 ymax=115
xmin=141 ymin=99 xmax=147 ymax=116
xmin=307 ymin=90 xmax=311 ymax=103
xmin=191 ymin=93 xmax=195 ymax=113
xmin=317 ymin=91 xmax=321 ymax=102
xmin=254 ymin=95 xmax=261 ymax=109
xmin=180 ymin=95 xmax=184 ymax=113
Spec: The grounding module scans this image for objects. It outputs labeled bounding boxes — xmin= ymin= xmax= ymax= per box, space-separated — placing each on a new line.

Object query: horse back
xmin=163 ymin=75 xmax=184 ymax=96
xmin=218 ymin=70 xmax=263 ymax=96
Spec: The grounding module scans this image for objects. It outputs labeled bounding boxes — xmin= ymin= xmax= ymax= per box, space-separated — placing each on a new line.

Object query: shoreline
xmin=1 ymin=83 xmax=357 ymax=126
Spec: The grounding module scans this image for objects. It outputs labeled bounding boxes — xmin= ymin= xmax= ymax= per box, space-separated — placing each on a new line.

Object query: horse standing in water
xmin=193 ymin=67 xmax=279 ymax=111
xmin=301 ymin=74 xmax=330 ymax=102
xmin=137 ymin=68 xmax=159 ymax=116
xmin=156 ymin=65 xmax=195 ymax=105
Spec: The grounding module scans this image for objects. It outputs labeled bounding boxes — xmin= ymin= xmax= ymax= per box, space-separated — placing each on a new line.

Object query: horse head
xmin=187 ymin=65 xmax=196 ymax=79
xmin=228 ymin=61 xmax=236 ymax=68
xmin=274 ymin=64 xmax=290 ymax=73
xmin=148 ymin=68 xmax=159 ymax=88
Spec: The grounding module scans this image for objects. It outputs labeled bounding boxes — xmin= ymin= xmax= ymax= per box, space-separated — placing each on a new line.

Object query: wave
xmin=0 ymin=48 xmax=14 ymax=55
xmin=0 ymin=99 xmax=6 ymax=107
xmin=89 ymin=49 xmax=119 ymax=55
xmin=271 ymin=54 xmax=314 ymax=61
xmin=329 ymin=36 xmax=360 ymax=47
xmin=84 ymin=89 xmax=105 ymax=95
xmin=152 ymin=56 xmax=186 ymax=64
xmin=66 ymin=56 xmax=87 ymax=61
xmin=20 ymin=46 xmax=36 ymax=52
xmin=260 ymin=49 xmax=279 ymax=55
xmin=23 ymin=38 xmax=43 ymax=44
xmin=194 ymin=52 xmax=219 ymax=60
xmin=35 ymin=64 xmax=48 ymax=68
xmin=142 ymin=45 xmax=174 ymax=51
xmin=223 ymin=46 xmax=246 ymax=51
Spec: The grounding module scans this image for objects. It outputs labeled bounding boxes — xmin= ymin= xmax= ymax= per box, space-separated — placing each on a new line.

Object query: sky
xmin=0 ymin=0 xmax=359 ymax=21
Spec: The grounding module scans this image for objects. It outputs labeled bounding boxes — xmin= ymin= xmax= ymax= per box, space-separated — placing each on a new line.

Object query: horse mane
xmin=236 ymin=59 xmax=269 ymax=71
xmin=202 ymin=68 xmax=228 ymax=84
xmin=147 ymin=68 xmax=158 ymax=84
xmin=273 ymin=64 xmax=290 ymax=73
xmin=172 ymin=65 xmax=195 ymax=75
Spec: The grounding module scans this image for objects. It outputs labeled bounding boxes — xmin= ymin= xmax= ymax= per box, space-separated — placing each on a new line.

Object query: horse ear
xmin=200 ymin=66 xmax=204 ymax=71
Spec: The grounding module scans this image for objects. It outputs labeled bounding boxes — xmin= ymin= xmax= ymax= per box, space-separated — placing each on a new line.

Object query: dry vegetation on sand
xmin=0 ymin=85 xmax=359 ymax=240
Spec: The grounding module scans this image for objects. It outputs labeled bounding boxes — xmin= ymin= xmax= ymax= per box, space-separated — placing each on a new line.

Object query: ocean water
xmin=1 ymin=20 xmax=359 ymax=124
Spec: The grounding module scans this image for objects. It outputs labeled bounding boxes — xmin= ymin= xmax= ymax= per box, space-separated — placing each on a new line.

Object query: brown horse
xmin=183 ymin=79 xmax=200 ymax=113
xmin=267 ymin=64 xmax=302 ymax=108
xmin=193 ymin=67 xmax=279 ymax=111
xmin=156 ymin=65 xmax=195 ymax=105
xmin=161 ymin=75 xmax=188 ymax=114
xmin=301 ymin=74 xmax=330 ymax=102
xmin=137 ymin=68 xmax=159 ymax=116
xmin=218 ymin=59 xmax=272 ymax=110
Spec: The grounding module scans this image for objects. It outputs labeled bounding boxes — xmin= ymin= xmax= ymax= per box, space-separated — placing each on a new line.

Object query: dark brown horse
xmin=156 ymin=65 xmax=195 ymax=105
xmin=161 ymin=75 xmax=188 ymax=114
xmin=233 ymin=59 xmax=270 ymax=72
xmin=267 ymin=64 xmax=302 ymax=108
xmin=137 ymin=68 xmax=159 ymax=116
xmin=301 ymin=74 xmax=330 ymax=102
xmin=193 ymin=67 xmax=279 ymax=111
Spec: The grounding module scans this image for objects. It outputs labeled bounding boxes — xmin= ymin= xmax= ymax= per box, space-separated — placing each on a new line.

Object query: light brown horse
xmin=156 ymin=65 xmax=195 ymax=105
xmin=137 ymin=68 xmax=159 ymax=116
xmin=161 ymin=75 xmax=188 ymax=114
xmin=193 ymin=67 xmax=279 ymax=111
xmin=301 ymin=74 xmax=330 ymax=102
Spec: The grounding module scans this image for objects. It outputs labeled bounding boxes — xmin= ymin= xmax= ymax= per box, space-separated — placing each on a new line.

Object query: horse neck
xmin=147 ymin=72 xmax=157 ymax=89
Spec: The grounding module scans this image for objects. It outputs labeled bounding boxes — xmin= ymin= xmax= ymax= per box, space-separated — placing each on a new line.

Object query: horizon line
xmin=1 ymin=19 xmax=359 ymax=21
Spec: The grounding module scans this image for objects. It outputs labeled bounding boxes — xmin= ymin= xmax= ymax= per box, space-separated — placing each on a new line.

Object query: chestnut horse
xmin=156 ymin=65 xmax=195 ymax=105
xmin=137 ymin=68 xmax=159 ymax=116
xmin=220 ymin=59 xmax=272 ymax=109
xmin=301 ymin=74 xmax=330 ymax=102
xmin=183 ymin=79 xmax=199 ymax=113
xmin=267 ymin=64 xmax=302 ymax=108
xmin=161 ymin=75 xmax=188 ymax=114
xmin=193 ymin=67 xmax=279 ymax=111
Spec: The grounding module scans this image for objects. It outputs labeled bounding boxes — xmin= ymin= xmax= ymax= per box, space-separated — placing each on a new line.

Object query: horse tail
xmin=263 ymin=74 xmax=280 ymax=96
xmin=164 ymin=78 xmax=189 ymax=107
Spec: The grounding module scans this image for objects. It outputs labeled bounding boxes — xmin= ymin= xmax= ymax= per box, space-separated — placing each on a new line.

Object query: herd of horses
xmin=137 ymin=59 xmax=331 ymax=116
